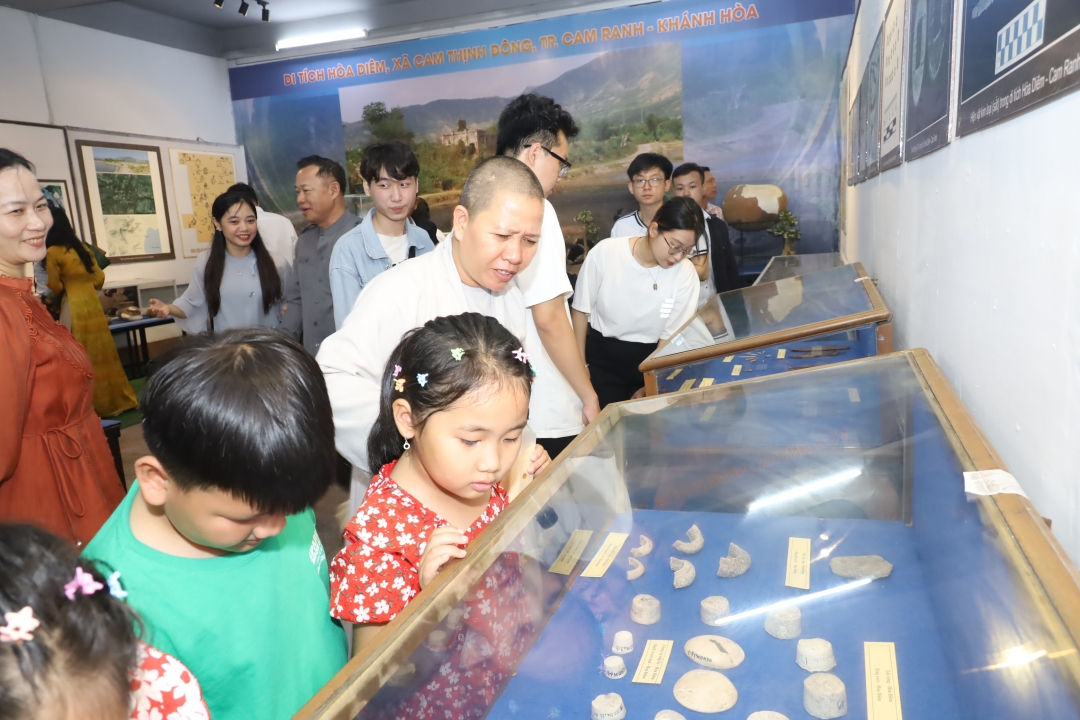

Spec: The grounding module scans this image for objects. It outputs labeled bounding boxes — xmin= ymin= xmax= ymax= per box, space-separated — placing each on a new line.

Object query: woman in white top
xmin=571 ymin=196 xmax=702 ymax=408
xmin=148 ymin=190 xmax=286 ymax=334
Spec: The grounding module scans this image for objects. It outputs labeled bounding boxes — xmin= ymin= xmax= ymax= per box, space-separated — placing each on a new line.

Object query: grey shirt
xmin=173 ymin=249 xmax=288 ymax=334
xmin=280 ymin=210 xmax=360 ymax=355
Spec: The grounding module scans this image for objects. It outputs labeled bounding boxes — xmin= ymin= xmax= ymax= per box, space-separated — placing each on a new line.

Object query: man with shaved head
xmin=318 ymin=155 xmax=550 ymax=509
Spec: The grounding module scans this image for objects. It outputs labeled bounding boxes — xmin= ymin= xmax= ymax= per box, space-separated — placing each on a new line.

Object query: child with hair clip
xmin=0 ymin=523 xmax=208 ymax=720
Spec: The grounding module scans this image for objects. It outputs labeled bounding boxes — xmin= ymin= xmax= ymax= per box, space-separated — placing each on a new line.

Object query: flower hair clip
xmin=392 ymin=365 xmax=402 ymax=378
xmin=0 ymin=606 xmax=39 ymax=645
xmin=450 ymin=348 xmax=465 ymax=361
xmin=63 ymin=567 xmax=104 ymax=601
xmin=107 ymin=571 xmax=128 ymax=600
xmin=512 ymin=348 xmax=529 ymax=364
xmin=417 ymin=373 xmax=429 ymax=387
xmin=394 ymin=378 xmax=407 ymax=392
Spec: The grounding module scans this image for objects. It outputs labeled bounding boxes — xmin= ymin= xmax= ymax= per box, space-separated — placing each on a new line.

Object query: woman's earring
xmin=403 ymin=439 xmax=411 ymax=451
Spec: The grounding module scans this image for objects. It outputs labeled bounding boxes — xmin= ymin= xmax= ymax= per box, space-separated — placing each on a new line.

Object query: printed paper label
xmin=633 ymin=639 xmax=674 ymax=684
xmin=699 ymin=378 xmax=715 ymax=387
xmin=679 ymin=379 xmax=697 ymax=392
xmin=865 ymin=642 xmax=903 ymax=720
xmin=731 ymin=365 xmax=742 ymax=377
xmin=963 ymin=470 xmax=1028 ymax=498
xmin=723 ymin=356 xmax=734 ymax=362
xmin=848 ymin=387 xmax=861 ymax=402
xmin=666 ymin=368 xmax=683 ymax=380
xmin=785 ymin=537 xmax=812 ymax=589
xmin=581 ymin=533 xmax=629 ymax=577
xmin=777 ymin=348 xmax=787 ymax=359
xmin=549 ymin=530 xmax=594 ymax=574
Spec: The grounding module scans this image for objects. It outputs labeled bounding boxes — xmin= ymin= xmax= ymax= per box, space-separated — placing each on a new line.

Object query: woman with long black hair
xmin=148 ymin=190 xmax=286 ymax=333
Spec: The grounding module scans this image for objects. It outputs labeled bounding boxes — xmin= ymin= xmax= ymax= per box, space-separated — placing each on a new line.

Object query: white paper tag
xmin=963 ymin=470 xmax=1028 ymax=498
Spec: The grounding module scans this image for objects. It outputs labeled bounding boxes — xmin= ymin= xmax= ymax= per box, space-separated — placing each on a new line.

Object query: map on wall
xmin=169 ymin=149 xmax=237 ymax=258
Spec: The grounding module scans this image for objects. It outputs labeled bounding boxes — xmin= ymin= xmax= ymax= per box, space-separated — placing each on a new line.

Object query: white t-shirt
xmin=572 ymin=236 xmax=700 ymax=344
xmin=696 ymin=209 xmax=714 ymax=307
xmin=515 ymin=200 xmax=583 ymax=439
xmin=611 ymin=211 xmax=647 ymax=238
xmin=378 ymin=232 xmax=409 ymax=265
xmin=256 ymin=206 xmax=298 ymax=264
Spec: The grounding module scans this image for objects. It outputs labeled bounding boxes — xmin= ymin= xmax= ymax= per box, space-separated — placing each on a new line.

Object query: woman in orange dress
xmin=45 ymin=205 xmax=138 ymax=417
xmin=0 ymin=148 xmax=124 ymax=547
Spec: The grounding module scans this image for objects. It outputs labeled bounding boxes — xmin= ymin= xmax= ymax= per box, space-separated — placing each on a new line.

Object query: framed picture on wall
xmin=168 ymin=148 xmax=238 ymax=258
xmin=75 ymin=141 xmax=175 ymax=263
xmin=38 ymin=179 xmax=78 ymax=226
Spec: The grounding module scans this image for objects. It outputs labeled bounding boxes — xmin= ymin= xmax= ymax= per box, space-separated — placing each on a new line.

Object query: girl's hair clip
xmin=394 ymin=377 xmax=407 ymax=392
xmin=417 ymin=373 xmax=429 ymax=387
xmin=0 ymin=606 xmax=39 ymax=645
xmin=107 ymin=571 xmax=128 ymax=600
xmin=450 ymin=348 xmax=465 ymax=361
xmin=513 ymin=348 xmax=529 ymax=364
xmin=392 ymin=364 xmax=402 ymax=378
xmin=63 ymin=567 xmax=104 ymax=601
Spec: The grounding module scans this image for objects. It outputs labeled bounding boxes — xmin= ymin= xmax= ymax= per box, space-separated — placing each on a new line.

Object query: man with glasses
xmin=611 ymin=153 xmax=674 ymax=237
xmin=496 ymin=94 xmax=599 ymax=459
xmin=672 ymin=162 xmax=741 ymax=306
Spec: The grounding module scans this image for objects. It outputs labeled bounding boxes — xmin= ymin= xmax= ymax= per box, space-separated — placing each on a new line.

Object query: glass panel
xmin=331 ymin=353 xmax=1080 ymax=720
xmin=755 ymin=252 xmax=845 ymax=285
xmin=655 ymin=264 xmax=874 ymax=359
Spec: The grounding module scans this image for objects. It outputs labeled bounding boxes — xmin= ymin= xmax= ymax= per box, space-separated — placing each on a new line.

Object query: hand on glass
xmin=419 ymin=526 xmax=468 ymax=589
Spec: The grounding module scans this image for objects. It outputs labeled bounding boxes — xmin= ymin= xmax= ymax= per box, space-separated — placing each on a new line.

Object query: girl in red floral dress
xmin=330 ymin=312 xmax=551 ymax=718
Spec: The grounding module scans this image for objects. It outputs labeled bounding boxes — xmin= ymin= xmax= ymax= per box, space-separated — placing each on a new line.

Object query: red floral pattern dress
xmin=330 ymin=461 xmax=509 ymax=624
xmin=130 ymin=641 xmax=210 ymax=720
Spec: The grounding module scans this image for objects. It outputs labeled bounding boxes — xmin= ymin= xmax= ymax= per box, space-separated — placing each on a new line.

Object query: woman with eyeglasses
xmin=571 ymin=196 xmax=703 ymax=408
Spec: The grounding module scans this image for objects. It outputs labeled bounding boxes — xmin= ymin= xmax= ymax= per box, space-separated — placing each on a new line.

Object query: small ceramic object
xmin=748 ymin=712 xmax=790 ymax=720
xmin=829 ymin=555 xmax=893 ymax=580
xmin=627 ymin=557 xmax=645 ymax=580
xmin=654 ymin=712 xmax=687 ymax=720
xmin=446 ymin=608 xmax=464 ymax=630
xmin=670 ymin=557 xmax=696 ymax=588
xmin=672 ymin=669 xmax=738 ymax=713
xmin=592 ymin=693 xmax=627 ymax=720
xmin=604 ymin=655 xmax=628 ymax=679
xmin=803 ymin=673 xmax=847 ymax=719
xmin=673 ymin=524 xmax=704 ymax=554
xmin=386 ymin=661 xmax=416 ymax=687
xmin=718 ymin=543 xmax=752 ymax=577
xmin=683 ymin=635 xmax=745 ymax=669
xmin=631 ymin=535 xmax=654 ymax=557
xmin=426 ymin=629 xmax=450 ymax=652
xmin=631 ymin=594 xmax=661 ymax=625
xmin=700 ymin=596 xmax=730 ymax=626
xmin=764 ymin=605 xmax=802 ymax=639
xmin=797 ymin=639 xmax=837 ymax=672
xmin=612 ymin=631 xmax=634 ymax=654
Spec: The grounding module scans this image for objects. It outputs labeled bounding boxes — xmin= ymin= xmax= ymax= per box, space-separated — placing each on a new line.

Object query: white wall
xmin=843 ymin=2 xmax=1080 ymax=563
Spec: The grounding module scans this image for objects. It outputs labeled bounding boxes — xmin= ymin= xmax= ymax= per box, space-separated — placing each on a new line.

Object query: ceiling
xmin=1 ymin=0 xmax=653 ymax=62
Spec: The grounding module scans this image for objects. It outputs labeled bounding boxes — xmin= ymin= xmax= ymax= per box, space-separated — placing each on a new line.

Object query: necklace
xmin=633 ymin=237 xmax=660 ymax=290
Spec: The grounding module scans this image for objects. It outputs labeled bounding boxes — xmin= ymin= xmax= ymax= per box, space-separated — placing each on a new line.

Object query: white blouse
xmin=173 ymin=249 xmax=287 ymax=334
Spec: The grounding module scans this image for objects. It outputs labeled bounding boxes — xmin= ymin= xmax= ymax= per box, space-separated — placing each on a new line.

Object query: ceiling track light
xmin=238 ymin=0 xmax=249 ymax=16
xmin=257 ymin=0 xmax=269 ymax=21
xmin=213 ymin=0 xmax=223 ymax=6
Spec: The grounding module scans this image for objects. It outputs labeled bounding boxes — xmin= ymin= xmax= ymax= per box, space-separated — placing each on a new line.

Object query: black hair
xmin=203 ymin=191 xmax=282 ymax=318
xmin=141 ymin=327 xmax=336 ymax=514
xmin=700 ymin=166 xmax=711 ymax=173
xmin=458 ymin=156 xmax=544 ymax=216
xmin=627 ymin=152 xmax=673 ymax=181
xmin=412 ymin=196 xmax=431 ymax=221
xmin=43 ymin=204 xmax=94 ymax=274
xmin=496 ymin=94 xmax=580 ymax=157
xmin=0 ymin=524 xmax=139 ymax=720
xmin=296 ymin=155 xmax=347 ymax=196
xmin=0 ymin=149 xmax=34 ymax=174
xmin=227 ymin=182 xmax=259 ymax=207
xmin=359 ymin=141 xmax=420 ymax=185
xmin=368 ymin=313 xmax=534 ymax=475
xmin=672 ymin=162 xmax=705 ymax=184
xmin=652 ymin=196 xmax=705 ymax=237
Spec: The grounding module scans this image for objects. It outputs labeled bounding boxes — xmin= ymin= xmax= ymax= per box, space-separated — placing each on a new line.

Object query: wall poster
xmin=880 ymin=0 xmax=907 ymax=170
xmin=76 ymin=141 xmax=174 ymax=263
xmin=861 ymin=29 xmax=883 ymax=180
xmin=169 ymin=149 xmax=238 ymax=258
xmin=905 ymin=0 xmax=955 ymax=160
xmin=39 ymin=179 xmax=76 ymax=225
xmin=958 ymin=0 xmax=1080 ymax=134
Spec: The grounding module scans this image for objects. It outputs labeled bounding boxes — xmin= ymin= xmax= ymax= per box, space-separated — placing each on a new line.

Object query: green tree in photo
xmin=645 ymin=113 xmax=662 ymax=140
xmin=362 ymin=102 xmax=414 ymax=144
xmin=97 ymin=174 xmax=155 ymax=215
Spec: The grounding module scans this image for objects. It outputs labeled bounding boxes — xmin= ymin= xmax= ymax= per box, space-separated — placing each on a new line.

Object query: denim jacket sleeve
xmin=329 ymin=239 xmax=363 ymax=330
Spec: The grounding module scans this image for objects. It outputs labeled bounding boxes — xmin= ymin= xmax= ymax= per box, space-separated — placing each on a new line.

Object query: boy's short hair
xmin=296 ymin=155 xmax=347 ymax=194
xmin=140 ymin=328 xmax=336 ymax=515
xmin=672 ymin=162 xmax=706 ymax=184
xmin=627 ymin=153 xmax=674 ymax=181
xmin=496 ymin=94 xmax=580 ymax=157
xmin=359 ymin=141 xmax=420 ymax=185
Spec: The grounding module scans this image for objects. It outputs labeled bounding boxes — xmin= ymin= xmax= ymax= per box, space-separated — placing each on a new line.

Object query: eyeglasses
xmin=632 ymin=177 xmax=665 ymax=188
xmin=661 ymin=234 xmax=696 ymax=259
xmin=542 ymin=146 xmax=572 ymax=178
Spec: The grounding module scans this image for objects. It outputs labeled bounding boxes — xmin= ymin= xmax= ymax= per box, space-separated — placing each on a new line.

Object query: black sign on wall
xmin=906 ymin=0 xmax=956 ymax=160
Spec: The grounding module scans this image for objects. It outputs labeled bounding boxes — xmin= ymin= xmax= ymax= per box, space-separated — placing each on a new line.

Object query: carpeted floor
xmin=114 ymin=377 xmax=145 ymax=429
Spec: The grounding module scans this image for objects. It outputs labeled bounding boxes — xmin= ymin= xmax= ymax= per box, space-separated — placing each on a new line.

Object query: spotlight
xmin=214 ymin=0 xmax=223 ymax=6
xmin=238 ymin=0 xmax=249 ymax=16
xmin=258 ymin=0 xmax=269 ymax=21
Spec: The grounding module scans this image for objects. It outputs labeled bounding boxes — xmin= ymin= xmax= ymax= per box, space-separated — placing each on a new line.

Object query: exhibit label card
xmin=679 ymin=379 xmax=697 ymax=392
xmin=633 ymin=640 xmax=674 ymax=684
xmin=864 ymin=641 xmax=904 ymax=720
xmin=581 ymin=533 xmax=629 ymax=578
xmin=785 ymin=537 xmax=812 ymax=589
xmin=731 ymin=365 xmax=742 ymax=377
xmin=667 ymin=368 xmax=682 ymax=380
xmin=777 ymin=349 xmax=787 ymax=358
xmin=699 ymin=378 xmax=715 ymax=387
xmin=549 ymin=530 xmax=594 ymax=575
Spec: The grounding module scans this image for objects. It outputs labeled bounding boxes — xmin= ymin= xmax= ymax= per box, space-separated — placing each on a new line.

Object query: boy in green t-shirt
xmin=84 ymin=328 xmax=348 ymax=720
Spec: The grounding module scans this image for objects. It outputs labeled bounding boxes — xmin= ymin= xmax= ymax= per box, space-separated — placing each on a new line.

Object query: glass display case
xmin=641 ymin=263 xmax=892 ymax=396
xmin=296 ymin=350 xmax=1080 ymax=720
xmin=754 ymin=252 xmax=845 ymax=285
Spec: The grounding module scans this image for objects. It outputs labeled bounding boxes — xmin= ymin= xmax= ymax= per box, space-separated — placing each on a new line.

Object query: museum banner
xmin=905 ymin=0 xmax=955 ymax=160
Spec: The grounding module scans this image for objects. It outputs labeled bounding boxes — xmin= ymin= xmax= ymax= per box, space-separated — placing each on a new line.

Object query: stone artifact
xmin=748 ymin=713 xmax=789 ymax=720
xmin=426 ymin=629 xmax=451 ymax=652
xmin=796 ymin=639 xmax=836 ymax=672
xmin=673 ymin=669 xmax=738 ymax=714
xmin=684 ymin=635 xmax=745 ymax=669
xmin=604 ymin=655 xmax=628 ymax=679
xmin=717 ymin=543 xmax=752 ymax=578
xmin=631 ymin=594 xmax=661 ymax=625
xmin=592 ymin=693 xmax=627 ymax=720
xmin=654 ymin=712 xmax=686 ymax=720
xmin=722 ymin=184 xmax=787 ymax=231
xmin=803 ymin=673 xmax=847 ymax=719
xmin=673 ymin=524 xmax=704 ymax=554
xmin=700 ymin=596 xmax=730 ymax=626
xmin=829 ymin=555 xmax=893 ymax=580
xmin=627 ymin=557 xmax=645 ymax=580
xmin=446 ymin=608 xmax=464 ymax=630
xmin=387 ymin=661 xmax=416 ymax=687
xmin=631 ymin=535 xmax=654 ymax=557
xmin=612 ymin=631 xmax=634 ymax=654
xmin=671 ymin=558 xmax=696 ymax=588
xmin=764 ymin=605 xmax=802 ymax=639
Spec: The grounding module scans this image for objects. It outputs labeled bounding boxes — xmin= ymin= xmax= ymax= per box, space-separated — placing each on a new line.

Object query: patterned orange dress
xmin=45 ymin=247 xmax=137 ymax=417
xmin=0 ymin=274 xmax=125 ymax=547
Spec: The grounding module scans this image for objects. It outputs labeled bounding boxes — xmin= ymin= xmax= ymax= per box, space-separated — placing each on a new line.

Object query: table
xmin=108 ymin=316 xmax=174 ymax=366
